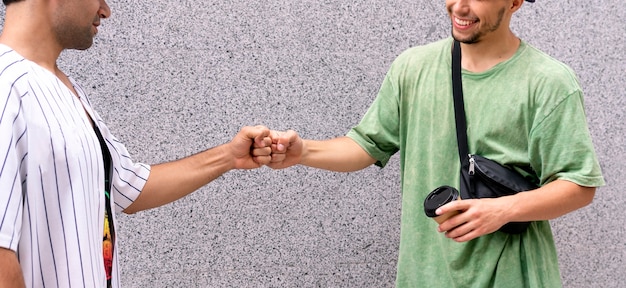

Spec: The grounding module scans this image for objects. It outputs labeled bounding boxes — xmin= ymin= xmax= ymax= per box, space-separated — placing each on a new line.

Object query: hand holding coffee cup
xmin=424 ymin=186 xmax=462 ymax=224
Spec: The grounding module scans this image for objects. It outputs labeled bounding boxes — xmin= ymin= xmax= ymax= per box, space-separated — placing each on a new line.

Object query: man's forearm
xmin=507 ymin=179 xmax=595 ymax=222
xmin=123 ymin=125 xmax=271 ymax=214
xmin=124 ymin=144 xmax=234 ymax=214
xmin=301 ymin=137 xmax=376 ymax=172
xmin=0 ymin=248 xmax=25 ymax=288
xmin=436 ymin=179 xmax=597 ymax=242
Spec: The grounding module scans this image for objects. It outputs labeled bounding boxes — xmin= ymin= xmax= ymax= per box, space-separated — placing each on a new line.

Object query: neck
xmin=0 ymin=2 xmax=63 ymax=72
xmin=459 ymin=32 xmax=521 ymax=73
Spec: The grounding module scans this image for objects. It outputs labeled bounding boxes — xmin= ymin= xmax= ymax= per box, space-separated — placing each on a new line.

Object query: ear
xmin=510 ymin=0 xmax=524 ymax=13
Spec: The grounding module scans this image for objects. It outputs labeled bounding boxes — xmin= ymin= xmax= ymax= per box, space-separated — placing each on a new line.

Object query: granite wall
xmin=5 ymin=0 xmax=625 ymax=287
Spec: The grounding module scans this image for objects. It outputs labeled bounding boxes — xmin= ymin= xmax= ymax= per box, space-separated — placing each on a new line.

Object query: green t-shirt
xmin=347 ymin=38 xmax=605 ymax=288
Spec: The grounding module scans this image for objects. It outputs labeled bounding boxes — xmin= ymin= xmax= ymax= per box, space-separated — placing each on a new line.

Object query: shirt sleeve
xmin=347 ymin=69 xmax=401 ymax=168
xmin=93 ymin=116 xmax=151 ymax=213
xmin=0 ymin=78 xmax=27 ymax=252
xmin=529 ymin=90 xmax=605 ymax=187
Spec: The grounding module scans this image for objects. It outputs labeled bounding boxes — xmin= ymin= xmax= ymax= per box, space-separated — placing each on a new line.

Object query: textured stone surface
xmin=3 ymin=0 xmax=624 ymax=287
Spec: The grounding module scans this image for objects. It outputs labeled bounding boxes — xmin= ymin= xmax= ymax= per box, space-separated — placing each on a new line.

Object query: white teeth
xmin=455 ymin=17 xmax=476 ymax=26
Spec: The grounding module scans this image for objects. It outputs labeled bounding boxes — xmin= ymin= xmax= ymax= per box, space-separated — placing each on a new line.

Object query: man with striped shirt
xmin=0 ymin=0 xmax=276 ymax=287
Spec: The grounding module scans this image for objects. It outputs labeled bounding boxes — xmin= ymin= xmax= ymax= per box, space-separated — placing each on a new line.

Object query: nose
xmin=99 ymin=0 xmax=111 ymax=19
xmin=448 ymin=0 xmax=470 ymax=15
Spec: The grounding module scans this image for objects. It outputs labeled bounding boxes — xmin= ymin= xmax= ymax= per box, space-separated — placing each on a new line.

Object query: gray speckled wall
xmin=4 ymin=0 xmax=624 ymax=287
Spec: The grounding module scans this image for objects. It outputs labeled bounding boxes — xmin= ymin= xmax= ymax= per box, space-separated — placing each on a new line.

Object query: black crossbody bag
xmin=451 ymin=40 xmax=539 ymax=234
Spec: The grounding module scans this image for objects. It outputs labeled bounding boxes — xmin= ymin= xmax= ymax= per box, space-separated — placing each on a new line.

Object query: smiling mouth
xmin=454 ymin=17 xmax=477 ymax=27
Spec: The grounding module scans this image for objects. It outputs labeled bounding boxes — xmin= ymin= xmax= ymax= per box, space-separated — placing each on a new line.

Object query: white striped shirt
xmin=0 ymin=45 xmax=151 ymax=288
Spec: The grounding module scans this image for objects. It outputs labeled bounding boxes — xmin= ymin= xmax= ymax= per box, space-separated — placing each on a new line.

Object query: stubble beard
xmin=54 ymin=16 xmax=98 ymax=50
xmin=451 ymin=7 xmax=506 ymax=44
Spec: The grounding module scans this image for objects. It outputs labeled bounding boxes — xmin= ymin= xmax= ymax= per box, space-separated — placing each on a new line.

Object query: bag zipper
xmin=467 ymin=154 xmax=515 ymax=194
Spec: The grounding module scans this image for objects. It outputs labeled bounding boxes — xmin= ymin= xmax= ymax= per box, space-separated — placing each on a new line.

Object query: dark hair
xmin=3 ymin=0 xmax=24 ymax=5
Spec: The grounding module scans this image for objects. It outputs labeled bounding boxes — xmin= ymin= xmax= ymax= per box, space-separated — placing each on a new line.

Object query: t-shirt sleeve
xmin=347 ymin=70 xmax=401 ymax=168
xmin=529 ymin=90 xmax=605 ymax=187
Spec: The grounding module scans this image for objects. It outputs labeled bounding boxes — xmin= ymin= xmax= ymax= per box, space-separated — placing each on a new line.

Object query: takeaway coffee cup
xmin=424 ymin=186 xmax=461 ymax=224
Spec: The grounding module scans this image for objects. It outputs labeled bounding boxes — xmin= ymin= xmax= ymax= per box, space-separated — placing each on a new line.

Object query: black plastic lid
xmin=424 ymin=186 xmax=460 ymax=217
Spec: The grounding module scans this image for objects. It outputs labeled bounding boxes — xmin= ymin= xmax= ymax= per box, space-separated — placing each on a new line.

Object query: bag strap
xmin=451 ymin=40 xmax=475 ymax=199
xmin=451 ymin=40 xmax=469 ymax=162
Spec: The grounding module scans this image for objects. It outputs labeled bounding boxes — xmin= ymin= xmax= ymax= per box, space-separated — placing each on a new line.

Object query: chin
xmin=451 ymin=31 xmax=480 ymax=44
xmin=73 ymin=40 xmax=95 ymax=51
xmin=70 ymin=45 xmax=93 ymax=51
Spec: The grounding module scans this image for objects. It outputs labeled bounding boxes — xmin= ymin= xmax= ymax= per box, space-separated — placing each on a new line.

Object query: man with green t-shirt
xmin=262 ymin=0 xmax=605 ymax=286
